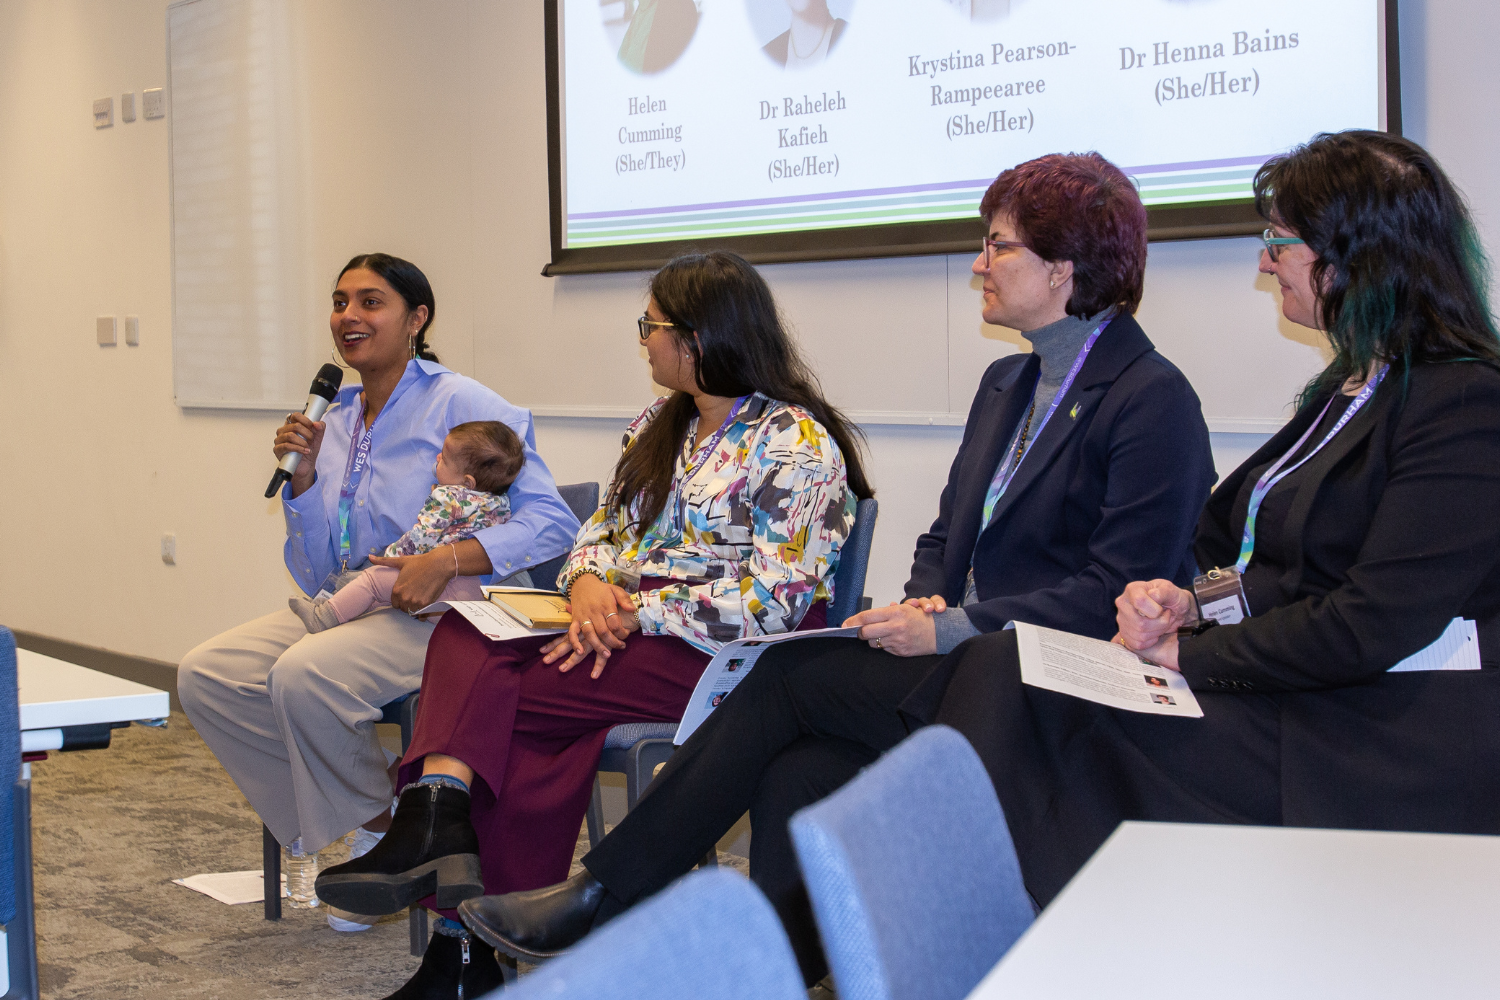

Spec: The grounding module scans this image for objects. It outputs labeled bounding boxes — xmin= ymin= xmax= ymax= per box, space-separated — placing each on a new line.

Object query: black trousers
xmin=582 ymin=638 xmax=940 ymax=982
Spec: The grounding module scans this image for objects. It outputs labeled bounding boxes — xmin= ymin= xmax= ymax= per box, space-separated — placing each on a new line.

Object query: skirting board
xmin=11 ymin=630 xmax=181 ymax=714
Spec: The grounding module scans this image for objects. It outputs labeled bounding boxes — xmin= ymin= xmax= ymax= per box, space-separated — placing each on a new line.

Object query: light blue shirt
xmin=281 ymin=359 xmax=580 ymax=596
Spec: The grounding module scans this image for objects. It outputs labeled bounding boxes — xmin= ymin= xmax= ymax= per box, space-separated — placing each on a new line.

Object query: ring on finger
xmin=582 ymin=620 xmax=593 ymax=628
xmin=874 ymin=637 xmax=884 ymax=650
xmin=605 ymin=612 xmax=620 ymax=621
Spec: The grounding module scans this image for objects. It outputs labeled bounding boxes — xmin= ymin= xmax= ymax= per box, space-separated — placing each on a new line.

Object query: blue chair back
xmin=528 ymin=482 xmax=599 ymax=591
xmin=497 ymin=868 xmax=804 ymax=1000
xmin=828 ymin=497 xmax=878 ymax=625
xmin=789 ymin=725 xmax=1034 ymax=1000
xmin=0 ymin=627 xmax=19 ymax=925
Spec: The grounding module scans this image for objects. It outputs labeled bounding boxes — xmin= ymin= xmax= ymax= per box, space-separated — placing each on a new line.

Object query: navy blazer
xmin=906 ymin=312 xmax=1215 ymax=640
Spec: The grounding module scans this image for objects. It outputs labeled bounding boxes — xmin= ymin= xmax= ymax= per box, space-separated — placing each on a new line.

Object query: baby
xmin=289 ymin=420 xmax=524 ymax=634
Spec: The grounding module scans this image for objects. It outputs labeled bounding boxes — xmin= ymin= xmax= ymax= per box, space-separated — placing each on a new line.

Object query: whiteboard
xmin=167 ymin=0 xmax=1326 ymax=429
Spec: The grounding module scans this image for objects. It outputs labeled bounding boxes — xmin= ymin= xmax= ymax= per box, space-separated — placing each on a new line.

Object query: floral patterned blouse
xmin=384 ymin=485 xmax=512 ymax=557
xmin=561 ymin=393 xmax=855 ymax=653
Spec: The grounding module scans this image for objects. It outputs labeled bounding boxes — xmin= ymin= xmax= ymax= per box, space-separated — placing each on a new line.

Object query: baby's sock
xmin=288 ymin=595 xmax=342 ymax=634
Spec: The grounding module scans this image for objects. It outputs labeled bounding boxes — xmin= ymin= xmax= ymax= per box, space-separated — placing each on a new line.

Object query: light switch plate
xmin=142 ymin=88 xmax=165 ymax=120
xmin=93 ymin=97 xmax=113 ymax=128
xmin=125 ymin=316 xmax=140 ymax=346
xmin=97 ymin=316 xmax=117 ymax=345
xmin=121 ymin=92 xmax=136 ymax=123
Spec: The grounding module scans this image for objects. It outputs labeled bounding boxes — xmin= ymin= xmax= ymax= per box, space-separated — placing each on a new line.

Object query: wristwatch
xmin=1176 ymin=619 xmax=1220 ymax=640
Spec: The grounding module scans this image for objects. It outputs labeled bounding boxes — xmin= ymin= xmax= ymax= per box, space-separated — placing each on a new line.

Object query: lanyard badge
xmin=1197 ymin=365 xmax=1389 ymax=625
xmin=336 ymin=402 xmax=375 ymax=572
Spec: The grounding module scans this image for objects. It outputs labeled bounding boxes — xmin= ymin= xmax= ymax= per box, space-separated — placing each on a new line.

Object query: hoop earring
xmin=329 ymin=348 xmax=352 ymax=369
xmin=410 ymin=337 xmax=418 ymax=360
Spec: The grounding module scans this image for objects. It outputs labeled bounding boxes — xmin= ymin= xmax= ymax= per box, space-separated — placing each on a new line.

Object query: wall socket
xmin=93 ymin=97 xmax=113 ymax=128
xmin=96 ymin=316 xmax=117 ymax=346
xmin=143 ymin=88 xmax=165 ymax=120
xmin=125 ymin=316 xmax=140 ymax=346
xmin=121 ymin=92 xmax=136 ymax=123
xmin=161 ymin=533 xmax=177 ymax=565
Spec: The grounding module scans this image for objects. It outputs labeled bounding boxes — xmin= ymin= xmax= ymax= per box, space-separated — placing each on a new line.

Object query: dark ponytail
xmin=339 ymin=252 xmax=440 ymax=363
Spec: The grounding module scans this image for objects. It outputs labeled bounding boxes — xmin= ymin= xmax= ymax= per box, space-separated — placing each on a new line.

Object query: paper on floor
xmin=173 ymin=870 xmax=286 ymax=905
xmin=1014 ymin=621 xmax=1204 ymax=718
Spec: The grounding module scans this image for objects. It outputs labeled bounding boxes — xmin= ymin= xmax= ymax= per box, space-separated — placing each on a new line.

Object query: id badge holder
xmin=1193 ymin=567 xmax=1249 ymax=625
xmin=314 ymin=568 xmax=344 ymax=602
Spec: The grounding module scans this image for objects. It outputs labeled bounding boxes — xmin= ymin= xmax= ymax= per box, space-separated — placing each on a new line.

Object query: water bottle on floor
xmin=285 ymin=837 xmax=320 ymax=908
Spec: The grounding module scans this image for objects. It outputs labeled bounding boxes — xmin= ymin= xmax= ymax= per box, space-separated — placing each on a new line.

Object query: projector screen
xmin=544 ymin=0 xmax=1397 ymax=274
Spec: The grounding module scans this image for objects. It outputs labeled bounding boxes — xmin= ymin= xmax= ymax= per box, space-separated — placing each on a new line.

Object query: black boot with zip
xmin=317 ymin=782 xmax=483 ymax=915
xmin=381 ymin=928 xmax=507 ymax=1000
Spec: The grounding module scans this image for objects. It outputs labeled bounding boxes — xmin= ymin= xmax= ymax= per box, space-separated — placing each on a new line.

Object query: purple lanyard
xmin=336 ymin=400 xmax=374 ymax=569
xmin=669 ymin=396 xmax=748 ymax=535
xmin=980 ymin=314 xmax=1112 ymax=527
xmin=1234 ymin=365 xmax=1388 ymax=573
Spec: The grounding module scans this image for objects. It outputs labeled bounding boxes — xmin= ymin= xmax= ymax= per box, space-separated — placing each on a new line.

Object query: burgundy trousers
xmin=401 ymin=594 xmax=825 ymax=917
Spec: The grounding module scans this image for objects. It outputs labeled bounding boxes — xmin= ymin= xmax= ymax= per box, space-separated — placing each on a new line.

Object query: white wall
xmin=1 ymin=0 xmax=1494 ymax=664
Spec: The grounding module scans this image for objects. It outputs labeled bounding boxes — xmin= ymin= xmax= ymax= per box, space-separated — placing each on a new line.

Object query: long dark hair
xmin=339 ymin=252 xmax=440 ymax=363
xmin=1253 ymin=131 xmax=1500 ymax=406
xmin=608 ymin=251 xmax=873 ymax=532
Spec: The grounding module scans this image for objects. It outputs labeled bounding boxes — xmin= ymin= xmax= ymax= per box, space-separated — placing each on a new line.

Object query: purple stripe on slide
xmin=566 ymin=153 xmax=1271 ymax=222
xmin=567 ymin=177 xmax=993 ymax=221
xmin=1118 ymin=153 xmax=1271 ymax=174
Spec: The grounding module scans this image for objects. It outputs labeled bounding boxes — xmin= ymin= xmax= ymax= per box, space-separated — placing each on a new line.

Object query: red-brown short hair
xmin=978 ymin=153 xmax=1148 ymax=316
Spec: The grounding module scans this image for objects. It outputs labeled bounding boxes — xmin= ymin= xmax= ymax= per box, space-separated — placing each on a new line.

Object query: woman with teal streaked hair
xmin=617 ymin=0 xmax=700 ymax=74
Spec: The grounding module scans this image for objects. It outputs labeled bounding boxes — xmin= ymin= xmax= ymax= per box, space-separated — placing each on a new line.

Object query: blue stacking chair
xmin=494 ymin=868 xmax=804 ymax=1000
xmin=583 ymin=497 xmax=879 ymax=852
xmin=0 ymin=626 xmax=38 ymax=1000
xmin=789 ymin=725 xmax=1035 ymax=1000
xmin=263 ymin=482 xmax=601 ymax=947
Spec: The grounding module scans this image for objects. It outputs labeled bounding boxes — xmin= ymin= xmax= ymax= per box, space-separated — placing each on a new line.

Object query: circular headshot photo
xmin=747 ymin=0 xmax=853 ymax=70
xmin=943 ymin=0 xmax=1014 ymax=23
xmin=605 ymin=0 xmax=702 ymax=75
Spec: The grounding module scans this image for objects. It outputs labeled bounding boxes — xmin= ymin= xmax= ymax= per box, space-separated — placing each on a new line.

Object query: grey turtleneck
xmin=929 ymin=310 xmax=1110 ymax=655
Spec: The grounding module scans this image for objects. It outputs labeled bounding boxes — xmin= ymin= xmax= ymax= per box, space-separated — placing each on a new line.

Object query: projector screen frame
xmin=542 ymin=0 xmax=1401 ymax=276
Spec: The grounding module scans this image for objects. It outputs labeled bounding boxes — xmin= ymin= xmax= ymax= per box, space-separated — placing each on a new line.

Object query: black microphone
xmin=265 ymin=363 xmax=345 ymax=498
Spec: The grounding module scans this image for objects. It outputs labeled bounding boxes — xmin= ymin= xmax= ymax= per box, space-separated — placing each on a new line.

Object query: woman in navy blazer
xmin=451 ymin=153 xmax=1215 ymax=982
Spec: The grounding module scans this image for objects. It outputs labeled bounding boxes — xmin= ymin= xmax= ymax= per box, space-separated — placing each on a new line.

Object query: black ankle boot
xmin=458 ymin=870 xmax=608 ymax=961
xmin=381 ymin=929 xmax=507 ymax=1000
xmin=317 ymin=783 xmax=483 ymax=915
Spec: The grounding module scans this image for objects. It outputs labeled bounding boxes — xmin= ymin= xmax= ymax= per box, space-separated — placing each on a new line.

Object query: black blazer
xmin=906 ymin=312 xmax=1215 ymax=640
xmin=1182 ymin=360 xmax=1500 ymax=833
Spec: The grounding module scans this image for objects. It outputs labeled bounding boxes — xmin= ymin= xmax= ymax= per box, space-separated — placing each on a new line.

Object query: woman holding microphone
xmin=177 ymin=253 xmax=579 ymax=932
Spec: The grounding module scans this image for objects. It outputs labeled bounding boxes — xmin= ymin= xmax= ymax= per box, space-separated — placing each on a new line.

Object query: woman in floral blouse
xmin=317 ymin=250 xmax=872 ymax=999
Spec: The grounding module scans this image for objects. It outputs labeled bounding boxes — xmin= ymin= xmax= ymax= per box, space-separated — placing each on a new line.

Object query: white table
xmin=17 ymin=648 xmax=170 ymax=752
xmin=968 ymin=822 xmax=1500 ymax=1000
xmin=4 ymin=648 xmax=171 ymax=1000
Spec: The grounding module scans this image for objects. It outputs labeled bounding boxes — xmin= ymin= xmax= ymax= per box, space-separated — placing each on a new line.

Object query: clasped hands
xmin=1112 ymin=579 xmax=1197 ymax=671
xmin=845 ymin=595 xmax=947 ymax=657
xmin=541 ymin=573 xmax=641 ymax=679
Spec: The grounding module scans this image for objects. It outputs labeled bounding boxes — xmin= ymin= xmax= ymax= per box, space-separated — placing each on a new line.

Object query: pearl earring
xmin=1049 ymin=280 xmax=1056 ymax=288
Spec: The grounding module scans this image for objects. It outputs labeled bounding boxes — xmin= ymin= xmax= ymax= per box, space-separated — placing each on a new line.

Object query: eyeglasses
xmin=637 ymin=316 xmax=679 ymax=341
xmin=980 ymin=237 xmax=1030 ymax=269
xmin=1261 ymin=228 xmax=1306 ymax=263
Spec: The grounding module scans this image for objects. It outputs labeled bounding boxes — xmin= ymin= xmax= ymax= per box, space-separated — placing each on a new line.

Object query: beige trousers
xmin=177 ymin=606 xmax=434 ymax=852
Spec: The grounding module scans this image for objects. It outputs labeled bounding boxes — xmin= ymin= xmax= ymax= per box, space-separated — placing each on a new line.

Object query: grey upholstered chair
xmin=790 ymin=724 xmax=1035 ymax=1000
xmin=497 ymin=867 xmax=804 ymax=1000
xmin=583 ymin=497 xmax=879 ymax=851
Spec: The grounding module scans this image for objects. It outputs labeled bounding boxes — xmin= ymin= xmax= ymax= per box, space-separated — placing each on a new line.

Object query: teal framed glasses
xmin=1261 ymin=228 xmax=1306 ymax=262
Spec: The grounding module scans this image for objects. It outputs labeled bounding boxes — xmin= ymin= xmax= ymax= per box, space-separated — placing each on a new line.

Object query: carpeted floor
xmin=28 ymin=711 xmax=834 ymax=998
